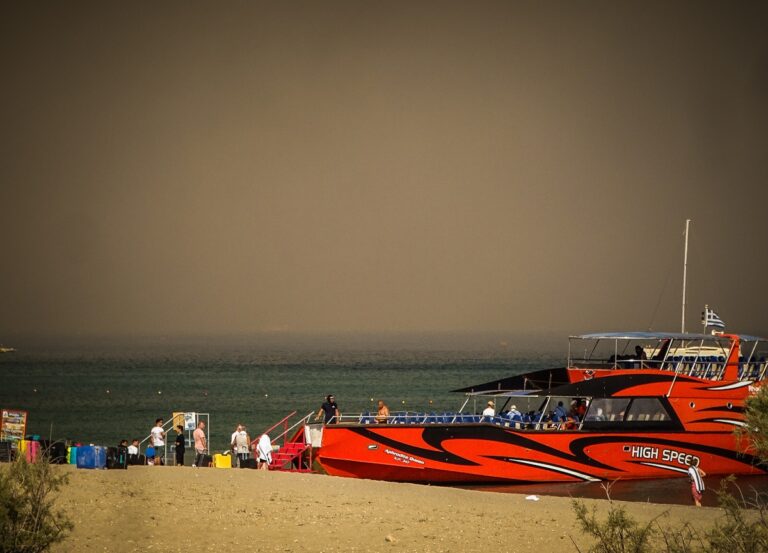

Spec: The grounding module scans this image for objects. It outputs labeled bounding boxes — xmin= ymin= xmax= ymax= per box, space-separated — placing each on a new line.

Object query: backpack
xmin=235 ymin=432 xmax=249 ymax=454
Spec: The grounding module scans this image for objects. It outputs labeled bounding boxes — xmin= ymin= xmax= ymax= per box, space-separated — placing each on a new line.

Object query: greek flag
xmin=703 ymin=307 xmax=725 ymax=329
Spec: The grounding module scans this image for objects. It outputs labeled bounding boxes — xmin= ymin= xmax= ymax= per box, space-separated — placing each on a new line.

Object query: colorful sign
xmin=172 ymin=412 xmax=186 ymax=431
xmin=1 ymin=409 xmax=28 ymax=442
xmin=184 ymin=412 xmax=196 ymax=431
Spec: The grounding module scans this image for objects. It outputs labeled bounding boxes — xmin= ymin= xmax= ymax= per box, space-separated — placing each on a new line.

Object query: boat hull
xmin=317 ymin=423 xmax=767 ymax=483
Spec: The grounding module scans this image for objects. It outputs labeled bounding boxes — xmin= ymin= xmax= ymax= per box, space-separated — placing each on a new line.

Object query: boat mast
xmin=681 ymin=219 xmax=691 ymax=333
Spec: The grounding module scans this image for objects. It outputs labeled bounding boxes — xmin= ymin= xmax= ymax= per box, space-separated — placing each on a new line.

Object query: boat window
xmin=584 ymin=398 xmax=631 ymax=422
xmin=582 ymin=397 xmax=679 ymax=429
xmin=626 ymin=398 xmax=670 ymax=422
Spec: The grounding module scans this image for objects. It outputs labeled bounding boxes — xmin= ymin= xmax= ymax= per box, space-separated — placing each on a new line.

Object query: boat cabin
xmin=568 ymin=332 xmax=768 ymax=381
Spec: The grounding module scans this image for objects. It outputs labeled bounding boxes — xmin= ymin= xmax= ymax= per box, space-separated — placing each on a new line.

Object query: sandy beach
xmin=45 ymin=466 xmax=725 ymax=553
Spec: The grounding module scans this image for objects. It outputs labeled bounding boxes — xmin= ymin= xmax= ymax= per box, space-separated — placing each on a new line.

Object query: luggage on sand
xmin=48 ymin=441 xmax=68 ymax=464
xmin=23 ymin=439 xmax=40 ymax=463
xmin=0 ymin=441 xmax=12 ymax=462
xmin=213 ymin=453 xmax=232 ymax=468
xmin=106 ymin=446 xmax=128 ymax=469
xmin=76 ymin=445 xmax=107 ymax=469
xmin=239 ymin=458 xmax=258 ymax=469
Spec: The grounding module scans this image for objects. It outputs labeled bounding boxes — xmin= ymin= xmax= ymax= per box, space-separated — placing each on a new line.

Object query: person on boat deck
xmin=570 ymin=399 xmax=587 ymax=420
xmin=687 ymin=458 xmax=706 ymax=507
xmin=316 ymin=394 xmax=340 ymax=424
xmin=586 ymin=407 xmax=605 ymax=421
xmin=507 ymin=404 xmax=521 ymax=418
xmin=553 ymin=401 xmax=568 ymax=420
xmin=635 ymin=345 xmax=647 ymax=360
xmin=375 ymin=400 xmax=390 ymax=423
xmin=482 ymin=401 xmax=495 ymax=417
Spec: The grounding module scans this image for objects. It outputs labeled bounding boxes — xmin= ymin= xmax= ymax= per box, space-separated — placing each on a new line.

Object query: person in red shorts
xmin=687 ymin=458 xmax=706 ymax=507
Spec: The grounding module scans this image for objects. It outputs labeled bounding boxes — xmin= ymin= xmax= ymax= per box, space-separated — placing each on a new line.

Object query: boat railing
xmin=569 ymin=357 xmax=767 ymax=381
xmin=332 ymin=410 xmax=576 ymax=431
xmin=262 ymin=411 xmax=315 ymax=449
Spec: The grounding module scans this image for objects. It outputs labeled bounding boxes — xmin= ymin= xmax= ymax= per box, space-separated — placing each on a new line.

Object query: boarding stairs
xmin=254 ymin=411 xmax=317 ymax=473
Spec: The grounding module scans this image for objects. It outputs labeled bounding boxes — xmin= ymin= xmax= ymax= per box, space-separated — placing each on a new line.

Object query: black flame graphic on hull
xmin=348 ymin=425 xmax=767 ymax=477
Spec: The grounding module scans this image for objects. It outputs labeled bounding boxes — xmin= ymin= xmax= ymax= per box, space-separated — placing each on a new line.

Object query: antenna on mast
xmin=681 ymin=219 xmax=691 ymax=333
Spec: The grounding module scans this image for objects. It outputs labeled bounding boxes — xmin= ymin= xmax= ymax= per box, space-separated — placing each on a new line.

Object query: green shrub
xmin=571 ymin=479 xmax=768 ymax=553
xmin=0 ymin=456 xmax=73 ymax=553
xmin=743 ymin=383 xmax=768 ymax=459
xmin=704 ymin=477 xmax=768 ymax=553
xmin=571 ymin=497 xmax=659 ymax=553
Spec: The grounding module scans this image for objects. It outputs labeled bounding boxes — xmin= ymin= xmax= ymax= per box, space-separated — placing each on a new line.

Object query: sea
xmin=2 ymin=331 xmax=766 ymax=506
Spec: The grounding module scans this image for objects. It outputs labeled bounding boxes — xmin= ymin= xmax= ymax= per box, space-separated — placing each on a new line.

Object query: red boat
xmin=313 ymin=331 xmax=768 ymax=483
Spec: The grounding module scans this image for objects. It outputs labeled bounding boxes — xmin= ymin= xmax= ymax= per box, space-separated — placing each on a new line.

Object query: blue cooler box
xmin=76 ymin=445 xmax=107 ymax=469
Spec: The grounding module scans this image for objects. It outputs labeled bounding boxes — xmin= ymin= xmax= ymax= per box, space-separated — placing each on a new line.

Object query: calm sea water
xmin=3 ymin=332 xmax=766 ymax=505
xmin=0 ymin=332 xmax=559 ymax=452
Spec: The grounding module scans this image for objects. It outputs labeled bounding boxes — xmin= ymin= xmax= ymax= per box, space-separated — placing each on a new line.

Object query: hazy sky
xmin=1 ymin=1 xmax=767 ymax=337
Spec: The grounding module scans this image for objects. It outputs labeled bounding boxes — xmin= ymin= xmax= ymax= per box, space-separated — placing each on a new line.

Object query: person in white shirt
xmin=256 ymin=433 xmax=272 ymax=470
xmin=126 ymin=438 xmax=140 ymax=465
xmin=687 ymin=458 xmax=706 ymax=507
xmin=230 ymin=423 xmax=251 ymax=468
xmin=150 ymin=418 xmax=166 ymax=466
xmin=482 ymin=400 xmax=495 ymax=417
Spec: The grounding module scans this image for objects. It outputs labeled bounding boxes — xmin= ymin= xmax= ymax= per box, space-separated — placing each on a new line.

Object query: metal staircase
xmin=253 ymin=411 xmax=316 ymax=473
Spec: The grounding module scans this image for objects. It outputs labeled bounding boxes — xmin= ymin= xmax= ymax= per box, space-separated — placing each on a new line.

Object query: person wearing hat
xmin=508 ymin=404 xmax=521 ymax=418
xmin=482 ymin=400 xmax=495 ymax=417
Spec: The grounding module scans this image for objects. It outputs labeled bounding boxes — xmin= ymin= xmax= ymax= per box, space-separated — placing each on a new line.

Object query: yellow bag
xmin=213 ymin=453 xmax=232 ymax=468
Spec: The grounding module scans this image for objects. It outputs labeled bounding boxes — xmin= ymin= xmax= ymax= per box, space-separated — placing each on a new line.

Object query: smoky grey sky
xmin=1 ymin=1 xmax=767 ymax=338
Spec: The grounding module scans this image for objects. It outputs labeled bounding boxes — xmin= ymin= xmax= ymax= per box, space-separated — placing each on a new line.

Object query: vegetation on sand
xmin=572 ymin=383 xmax=768 ymax=553
xmin=0 ymin=456 xmax=73 ymax=553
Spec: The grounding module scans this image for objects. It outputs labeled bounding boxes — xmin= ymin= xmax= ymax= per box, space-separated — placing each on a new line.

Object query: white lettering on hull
xmin=624 ymin=444 xmax=699 ymax=467
xmin=384 ymin=449 xmax=425 ymax=465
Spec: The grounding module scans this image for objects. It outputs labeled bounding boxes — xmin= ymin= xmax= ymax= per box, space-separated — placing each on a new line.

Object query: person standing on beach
xmin=230 ymin=424 xmax=250 ymax=468
xmin=193 ymin=420 xmax=207 ymax=467
xmin=230 ymin=424 xmax=240 ymax=468
xmin=174 ymin=425 xmax=185 ymax=467
xmin=687 ymin=458 xmax=706 ymax=507
xmin=256 ymin=433 xmax=272 ymax=470
xmin=127 ymin=438 xmax=140 ymax=465
xmin=315 ymin=394 xmax=340 ymax=424
xmin=150 ymin=418 xmax=166 ymax=466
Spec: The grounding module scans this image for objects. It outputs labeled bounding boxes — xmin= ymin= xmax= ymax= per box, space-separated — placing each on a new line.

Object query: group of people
xmin=127 ymin=394 xmax=346 ymax=470
xmin=229 ymin=423 xmax=272 ymax=470
xmin=134 ymin=418 xmax=271 ymax=469
xmin=314 ymin=394 xmax=392 ymax=425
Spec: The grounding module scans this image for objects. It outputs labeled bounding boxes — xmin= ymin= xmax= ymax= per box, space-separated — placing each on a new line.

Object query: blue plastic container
xmin=76 ymin=445 xmax=107 ymax=469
